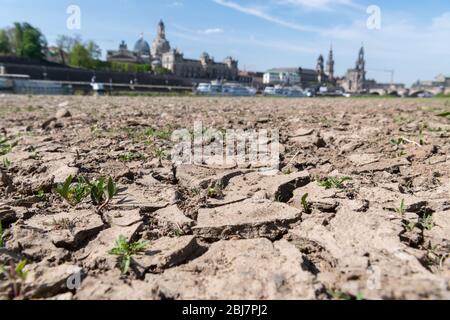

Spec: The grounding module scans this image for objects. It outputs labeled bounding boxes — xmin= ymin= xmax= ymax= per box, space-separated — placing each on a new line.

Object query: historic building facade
xmin=340 ymin=46 xmax=366 ymax=93
xmin=107 ymin=19 xmax=238 ymax=80
xmin=107 ymin=37 xmax=152 ymax=64
xmin=151 ymin=20 xmax=171 ymax=65
xmin=326 ymin=46 xmax=335 ymax=83
xmin=162 ymin=50 xmax=238 ymax=80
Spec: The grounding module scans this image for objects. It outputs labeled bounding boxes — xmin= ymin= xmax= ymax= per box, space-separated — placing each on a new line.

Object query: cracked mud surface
xmin=1 ymin=95 xmax=450 ymax=300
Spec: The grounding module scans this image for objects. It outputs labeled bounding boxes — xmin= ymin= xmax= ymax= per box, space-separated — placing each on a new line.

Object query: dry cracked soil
xmin=0 ymin=95 xmax=450 ymax=300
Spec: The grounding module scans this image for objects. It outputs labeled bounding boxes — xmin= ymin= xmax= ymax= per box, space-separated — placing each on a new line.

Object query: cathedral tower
xmin=151 ymin=19 xmax=171 ymax=60
xmin=326 ymin=46 xmax=335 ymax=83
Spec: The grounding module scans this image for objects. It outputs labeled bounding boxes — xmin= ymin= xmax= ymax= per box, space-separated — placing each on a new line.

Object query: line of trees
xmin=0 ymin=22 xmax=47 ymax=60
xmin=0 ymin=22 xmax=171 ymax=75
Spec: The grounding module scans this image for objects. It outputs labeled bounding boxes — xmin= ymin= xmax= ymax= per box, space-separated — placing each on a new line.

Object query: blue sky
xmin=1 ymin=0 xmax=449 ymax=85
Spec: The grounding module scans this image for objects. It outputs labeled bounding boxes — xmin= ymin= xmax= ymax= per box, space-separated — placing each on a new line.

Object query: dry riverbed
xmin=0 ymin=95 xmax=450 ymax=300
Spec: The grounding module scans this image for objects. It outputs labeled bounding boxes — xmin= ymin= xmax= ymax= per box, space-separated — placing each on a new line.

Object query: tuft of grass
xmin=0 ymin=220 xmax=4 ymax=247
xmin=301 ymin=193 xmax=310 ymax=213
xmin=144 ymin=128 xmax=172 ymax=141
xmin=390 ymin=137 xmax=404 ymax=146
xmin=2 ymin=157 xmax=11 ymax=168
xmin=395 ymin=199 xmax=406 ymax=215
xmin=1 ymin=259 xmax=28 ymax=298
xmin=154 ymin=147 xmax=168 ymax=161
xmin=318 ymin=177 xmax=353 ymax=190
xmin=436 ymin=111 xmax=450 ymax=117
xmin=109 ymin=235 xmax=148 ymax=274
xmin=0 ymin=136 xmax=12 ymax=156
xmin=173 ymin=229 xmax=185 ymax=237
xmin=418 ymin=128 xmax=425 ymax=146
xmin=419 ymin=213 xmax=434 ymax=231
xmin=118 ymin=152 xmax=146 ymax=162
xmin=327 ymin=289 xmax=365 ymax=300
xmin=14 ymin=260 xmax=28 ymax=281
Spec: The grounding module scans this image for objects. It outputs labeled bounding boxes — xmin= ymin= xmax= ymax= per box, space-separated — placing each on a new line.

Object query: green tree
xmin=56 ymin=34 xmax=82 ymax=64
xmin=153 ymin=66 xmax=171 ymax=75
xmin=69 ymin=43 xmax=93 ymax=68
xmin=0 ymin=30 xmax=11 ymax=55
xmin=86 ymin=40 xmax=101 ymax=60
xmin=12 ymin=22 xmax=47 ymax=59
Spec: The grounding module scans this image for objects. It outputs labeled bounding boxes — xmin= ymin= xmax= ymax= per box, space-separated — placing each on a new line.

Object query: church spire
xmin=326 ymin=44 xmax=335 ymax=83
xmin=158 ymin=19 xmax=166 ymax=39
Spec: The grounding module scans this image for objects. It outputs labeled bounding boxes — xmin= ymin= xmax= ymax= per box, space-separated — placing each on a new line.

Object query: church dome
xmin=134 ymin=36 xmax=151 ymax=57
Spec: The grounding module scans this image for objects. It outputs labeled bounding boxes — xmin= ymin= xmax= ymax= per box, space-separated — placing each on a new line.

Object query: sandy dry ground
xmin=0 ymin=95 xmax=450 ymax=300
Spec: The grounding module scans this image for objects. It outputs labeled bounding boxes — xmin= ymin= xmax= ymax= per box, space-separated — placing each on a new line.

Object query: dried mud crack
xmin=0 ymin=96 xmax=449 ymax=300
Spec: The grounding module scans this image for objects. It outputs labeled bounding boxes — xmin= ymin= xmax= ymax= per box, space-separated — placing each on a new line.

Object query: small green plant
xmin=282 ymin=167 xmax=292 ymax=175
xmin=173 ymin=229 xmax=184 ymax=237
xmin=390 ymin=138 xmax=404 ymax=146
xmin=395 ymin=199 xmax=406 ymax=215
xmin=0 ymin=220 xmax=4 ymax=247
xmin=0 ymin=136 xmax=12 ymax=156
xmin=109 ymin=235 xmax=148 ymax=274
xmin=327 ymin=289 xmax=353 ymax=300
xmin=318 ymin=177 xmax=353 ymax=189
xmin=54 ymin=175 xmax=73 ymax=202
xmin=118 ymin=152 xmax=146 ymax=162
xmin=2 ymin=157 xmax=11 ymax=168
xmin=14 ymin=260 xmax=28 ymax=281
xmin=418 ymin=128 xmax=425 ymax=146
xmin=30 ymin=151 xmax=41 ymax=160
xmin=54 ymin=176 xmax=90 ymax=206
xmin=36 ymin=189 xmax=46 ymax=201
xmin=154 ymin=147 xmax=167 ymax=161
xmin=436 ymin=111 xmax=450 ymax=117
xmin=403 ymin=220 xmax=417 ymax=232
xmin=419 ymin=213 xmax=434 ymax=231
xmin=327 ymin=289 xmax=364 ymax=300
xmin=207 ymin=187 xmax=218 ymax=198
xmin=1 ymin=260 xmax=28 ymax=298
xmin=301 ymin=193 xmax=310 ymax=213
xmin=144 ymin=128 xmax=172 ymax=141
xmin=90 ymin=177 xmax=118 ymax=209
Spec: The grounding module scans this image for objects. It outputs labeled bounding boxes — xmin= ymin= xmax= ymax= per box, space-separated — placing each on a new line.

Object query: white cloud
xmin=212 ymin=0 xmax=323 ymax=33
xmin=169 ymin=1 xmax=184 ymax=7
xmin=199 ymin=28 xmax=224 ymax=34
xmin=274 ymin=0 xmax=361 ymax=11
xmin=432 ymin=12 xmax=450 ymax=30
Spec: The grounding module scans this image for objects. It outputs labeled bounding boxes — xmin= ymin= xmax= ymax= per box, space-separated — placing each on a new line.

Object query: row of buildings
xmin=54 ymin=18 xmax=435 ymax=94
xmin=106 ymin=20 xmax=239 ymax=81
xmin=262 ymin=46 xmax=368 ymax=93
xmin=105 ymin=20 xmax=368 ymax=93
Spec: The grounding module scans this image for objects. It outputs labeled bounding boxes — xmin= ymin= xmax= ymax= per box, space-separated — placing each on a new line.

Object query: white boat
xmin=264 ymin=85 xmax=305 ymax=97
xmin=195 ymin=82 xmax=256 ymax=96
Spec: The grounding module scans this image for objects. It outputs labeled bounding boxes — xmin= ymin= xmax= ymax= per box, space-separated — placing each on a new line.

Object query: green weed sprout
xmin=301 ymin=193 xmax=310 ymax=213
xmin=318 ymin=177 xmax=353 ymax=189
xmin=0 ymin=220 xmax=4 ymax=247
xmin=109 ymin=235 xmax=148 ymax=274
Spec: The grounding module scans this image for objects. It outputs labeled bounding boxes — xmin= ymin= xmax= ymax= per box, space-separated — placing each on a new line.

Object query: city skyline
xmin=1 ymin=0 xmax=449 ymax=85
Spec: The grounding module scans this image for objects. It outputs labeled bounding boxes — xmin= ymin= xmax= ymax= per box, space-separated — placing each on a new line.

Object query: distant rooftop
xmin=267 ymin=67 xmax=316 ymax=74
